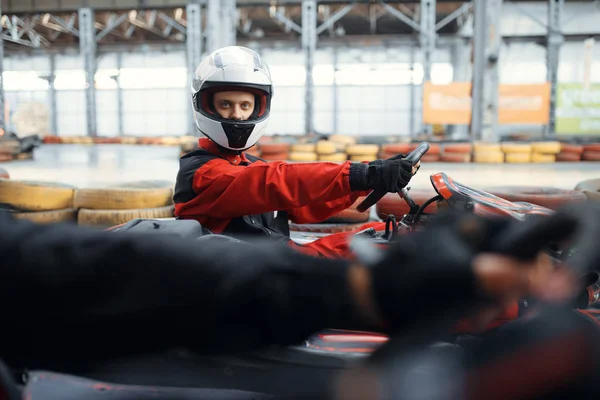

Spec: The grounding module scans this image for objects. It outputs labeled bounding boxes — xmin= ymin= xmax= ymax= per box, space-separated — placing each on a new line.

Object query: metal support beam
xmin=115 ymin=52 xmax=124 ymax=136
xmin=49 ymin=54 xmax=58 ymax=135
xmin=316 ymin=3 xmax=355 ymax=35
xmin=410 ymin=45 xmax=416 ymax=137
xmin=79 ymin=8 xmax=97 ymax=137
xmin=302 ymin=0 xmax=317 ymax=134
xmin=435 ymin=2 xmax=472 ymax=31
xmin=186 ymin=3 xmax=203 ymax=136
xmin=451 ymin=38 xmax=470 ymax=138
xmin=420 ymin=0 xmax=436 ymax=135
xmin=470 ymin=0 xmax=503 ymax=142
xmin=379 ymin=1 xmax=421 ymax=32
xmin=0 ymin=3 xmax=4 ymax=134
xmin=206 ymin=0 xmax=236 ymax=53
xmin=545 ymin=0 xmax=564 ymax=137
xmin=333 ymin=47 xmax=338 ymax=133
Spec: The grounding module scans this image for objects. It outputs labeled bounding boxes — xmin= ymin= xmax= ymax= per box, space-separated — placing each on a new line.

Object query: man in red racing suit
xmin=174 ymin=46 xmax=414 ymax=258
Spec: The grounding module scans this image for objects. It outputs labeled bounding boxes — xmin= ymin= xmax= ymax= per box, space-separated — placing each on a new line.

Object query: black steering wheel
xmin=356 ymin=142 xmax=431 ymax=213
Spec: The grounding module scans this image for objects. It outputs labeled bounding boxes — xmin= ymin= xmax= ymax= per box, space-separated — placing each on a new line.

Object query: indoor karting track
xmin=1 ymin=144 xmax=599 ymax=190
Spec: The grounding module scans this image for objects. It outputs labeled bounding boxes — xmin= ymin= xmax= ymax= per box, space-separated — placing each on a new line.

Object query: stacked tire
xmin=473 ymin=142 xmax=504 ymax=163
xmin=484 ymin=186 xmax=587 ymax=210
xmin=259 ymin=142 xmax=290 ymax=161
xmin=557 ymin=144 xmax=584 ymax=162
xmin=316 ymin=140 xmax=347 ymax=162
xmin=583 ymin=143 xmax=600 ymax=162
xmin=0 ymin=180 xmax=78 ymax=224
xmin=345 ymin=144 xmax=380 ymax=162
xmin=75 ymin=181 xmax=175 ymax=228
xmin=290 ymin=143 xmax=318 ymax=162
xmin=440 ymin=143 xmax=471 ymax=163
xmin=501 ymin=142 xmax=533 ymax=163
xmin=530 ymin=141 xmax=561 ymax=163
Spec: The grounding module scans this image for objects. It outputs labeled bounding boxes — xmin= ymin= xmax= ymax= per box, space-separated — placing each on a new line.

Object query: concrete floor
xmin=0 ymin=144 xmax=598 ymax=190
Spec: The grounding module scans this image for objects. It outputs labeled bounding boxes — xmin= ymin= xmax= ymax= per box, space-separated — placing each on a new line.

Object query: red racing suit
xmin=173 ymin=138 xmax=383 ymax=258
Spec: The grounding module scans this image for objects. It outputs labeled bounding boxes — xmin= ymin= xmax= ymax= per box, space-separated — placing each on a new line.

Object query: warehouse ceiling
xmin=1 ymin=1 xmax=598 ymax=53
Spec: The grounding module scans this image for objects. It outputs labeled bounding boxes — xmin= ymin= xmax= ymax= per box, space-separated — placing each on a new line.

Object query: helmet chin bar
xmin=222 ymin=122 xmax=256 ymax=149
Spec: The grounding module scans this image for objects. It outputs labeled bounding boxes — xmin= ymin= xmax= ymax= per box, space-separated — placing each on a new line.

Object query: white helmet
xmin=191 ymin=46 xmax=273 ymax=151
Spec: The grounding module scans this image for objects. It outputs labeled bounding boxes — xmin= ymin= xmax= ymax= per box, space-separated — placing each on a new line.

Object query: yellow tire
xmin=316 ymin=140 xmax=340 ymax=155
xmin=329 ymin=134 xmax=356 ymax=146
xmin=318 ymin=153 xmax=348 ymax=162
xmin=501 ymin=142 xmax=532 ymax=154
xmin=350 ymin=154 xmax=379 ymax=162
xmin=505 ymin=153 xmax=532 ymax=163
xmin=0 ymin=180 xmax=75 ymax=211
xmin=291 ymin=143 xmax=316 ymax=153
xmin=73 ymin=185 xmax=174 ymax=210
xmin=78 ymin=205 xmax=176 ymax=228
xmin=11 ymin=208 xmax=78 ymax=224
xmin=289 ymin=151 xmax=318 ymax=162
xmin=531 ymin=141 xmax=561 ymax=154
xmin=531 ymin=153 xmax=556 ymax=163
xmin=473 ymin=142 xmax=501 ymax=152
xmin=121 ymin=137 xmax=137 ymax=145
xmin=346 ymin=145 xmax=380 ymax=156
xmin=473 ymin=151 xmax=505 ymax=164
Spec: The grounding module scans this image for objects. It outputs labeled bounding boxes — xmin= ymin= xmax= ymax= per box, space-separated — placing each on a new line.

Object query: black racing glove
xmin=349 ymin=154 xmax=414 ymax=192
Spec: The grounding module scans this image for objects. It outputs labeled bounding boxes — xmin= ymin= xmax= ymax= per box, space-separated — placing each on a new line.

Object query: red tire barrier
xmin=376 ymin=190 xmax=439 ymax=220
xmin=560 ymin=143 xmax=584 ymax=155
xmin=289 ymin=222 xmax=368 ymax=234
xmin=261 ymin=151 xmax=289 ymax=161
xmin=556 ymin=152 xmax=581 ymax=162
xmin=409 ymin=142 xmax=441 ymax=155
xmin=583 ymin=143 xmax=600 ymax=152
xmin=260 ymin=143 xmax=291 ymax=154
xmin=442 ymin=143 xmax=473 ymax=154
xmin=440 ymin=153 xmax=472 ymax=163
xmin=484 ymin=186 xmax=587 ymax=210
xmin=422 ymin=153 xmax=441 ymax=162
xmin=582 ymin=151 xmax=600 ymax=162
xmin=381 ymin=143 xmax=411 ymax=154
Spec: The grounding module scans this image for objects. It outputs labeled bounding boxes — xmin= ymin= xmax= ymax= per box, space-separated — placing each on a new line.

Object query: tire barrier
xmin=324 ymin=197 xmax=370 ymax=224
xmin=574 ymin=179 xmax=600 ymax=202
xmin=0 ymin=179 xmax=177 ymax=226
xmin=78 ymin=205 xmax=176 ymax=228
xmin=74 ymin=181 xmax=175 ymax=228
xmin=0 ymin=180 xmax=77 ymax=223
xmin=289 ymin=222 xmax=369 ymax=234
xmin=375 ymin=190 xmax=439 ymax=220
xmin=41 ymin=135 xmax=600 ymax=164
xmin=582 ymin=151 xmax=600 ymax=162
xmin=484 ymin=186 xmax=587 ymax=210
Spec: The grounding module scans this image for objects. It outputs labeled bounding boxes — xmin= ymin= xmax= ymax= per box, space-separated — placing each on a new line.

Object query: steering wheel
xmin=356 ymin=142 xmax=431 ymax=213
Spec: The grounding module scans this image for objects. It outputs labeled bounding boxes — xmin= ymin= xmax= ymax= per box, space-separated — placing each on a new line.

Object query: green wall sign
xmin=556 ymin=83 xmax=600 ymax=134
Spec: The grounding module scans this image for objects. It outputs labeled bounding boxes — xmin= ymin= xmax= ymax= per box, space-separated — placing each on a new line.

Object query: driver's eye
xmin=241 ymin=103 xmax=252 ymax=110
xmin=219 ymin=101 xmax=231 ymax=108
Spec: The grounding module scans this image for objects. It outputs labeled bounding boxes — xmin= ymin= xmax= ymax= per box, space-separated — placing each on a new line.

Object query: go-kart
xmin=20 ymin=142 xmax=598 ymax=399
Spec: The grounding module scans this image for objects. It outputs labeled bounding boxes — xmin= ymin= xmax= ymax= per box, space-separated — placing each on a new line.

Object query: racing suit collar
xmin=198 ymin=137 xmax=250 ymax=165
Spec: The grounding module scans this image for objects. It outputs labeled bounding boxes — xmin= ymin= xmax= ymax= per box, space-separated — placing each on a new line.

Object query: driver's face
xmin=213 ymin=91 xmax=255 ymax=121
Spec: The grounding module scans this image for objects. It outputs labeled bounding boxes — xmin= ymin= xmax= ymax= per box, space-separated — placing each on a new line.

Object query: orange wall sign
xmin=423 ymin=82 xmax=551 ymax=125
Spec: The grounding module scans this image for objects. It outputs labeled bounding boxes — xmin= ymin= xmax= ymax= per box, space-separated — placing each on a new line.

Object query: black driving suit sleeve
xmin=0 ymin=213 xmax=367 ymax=367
